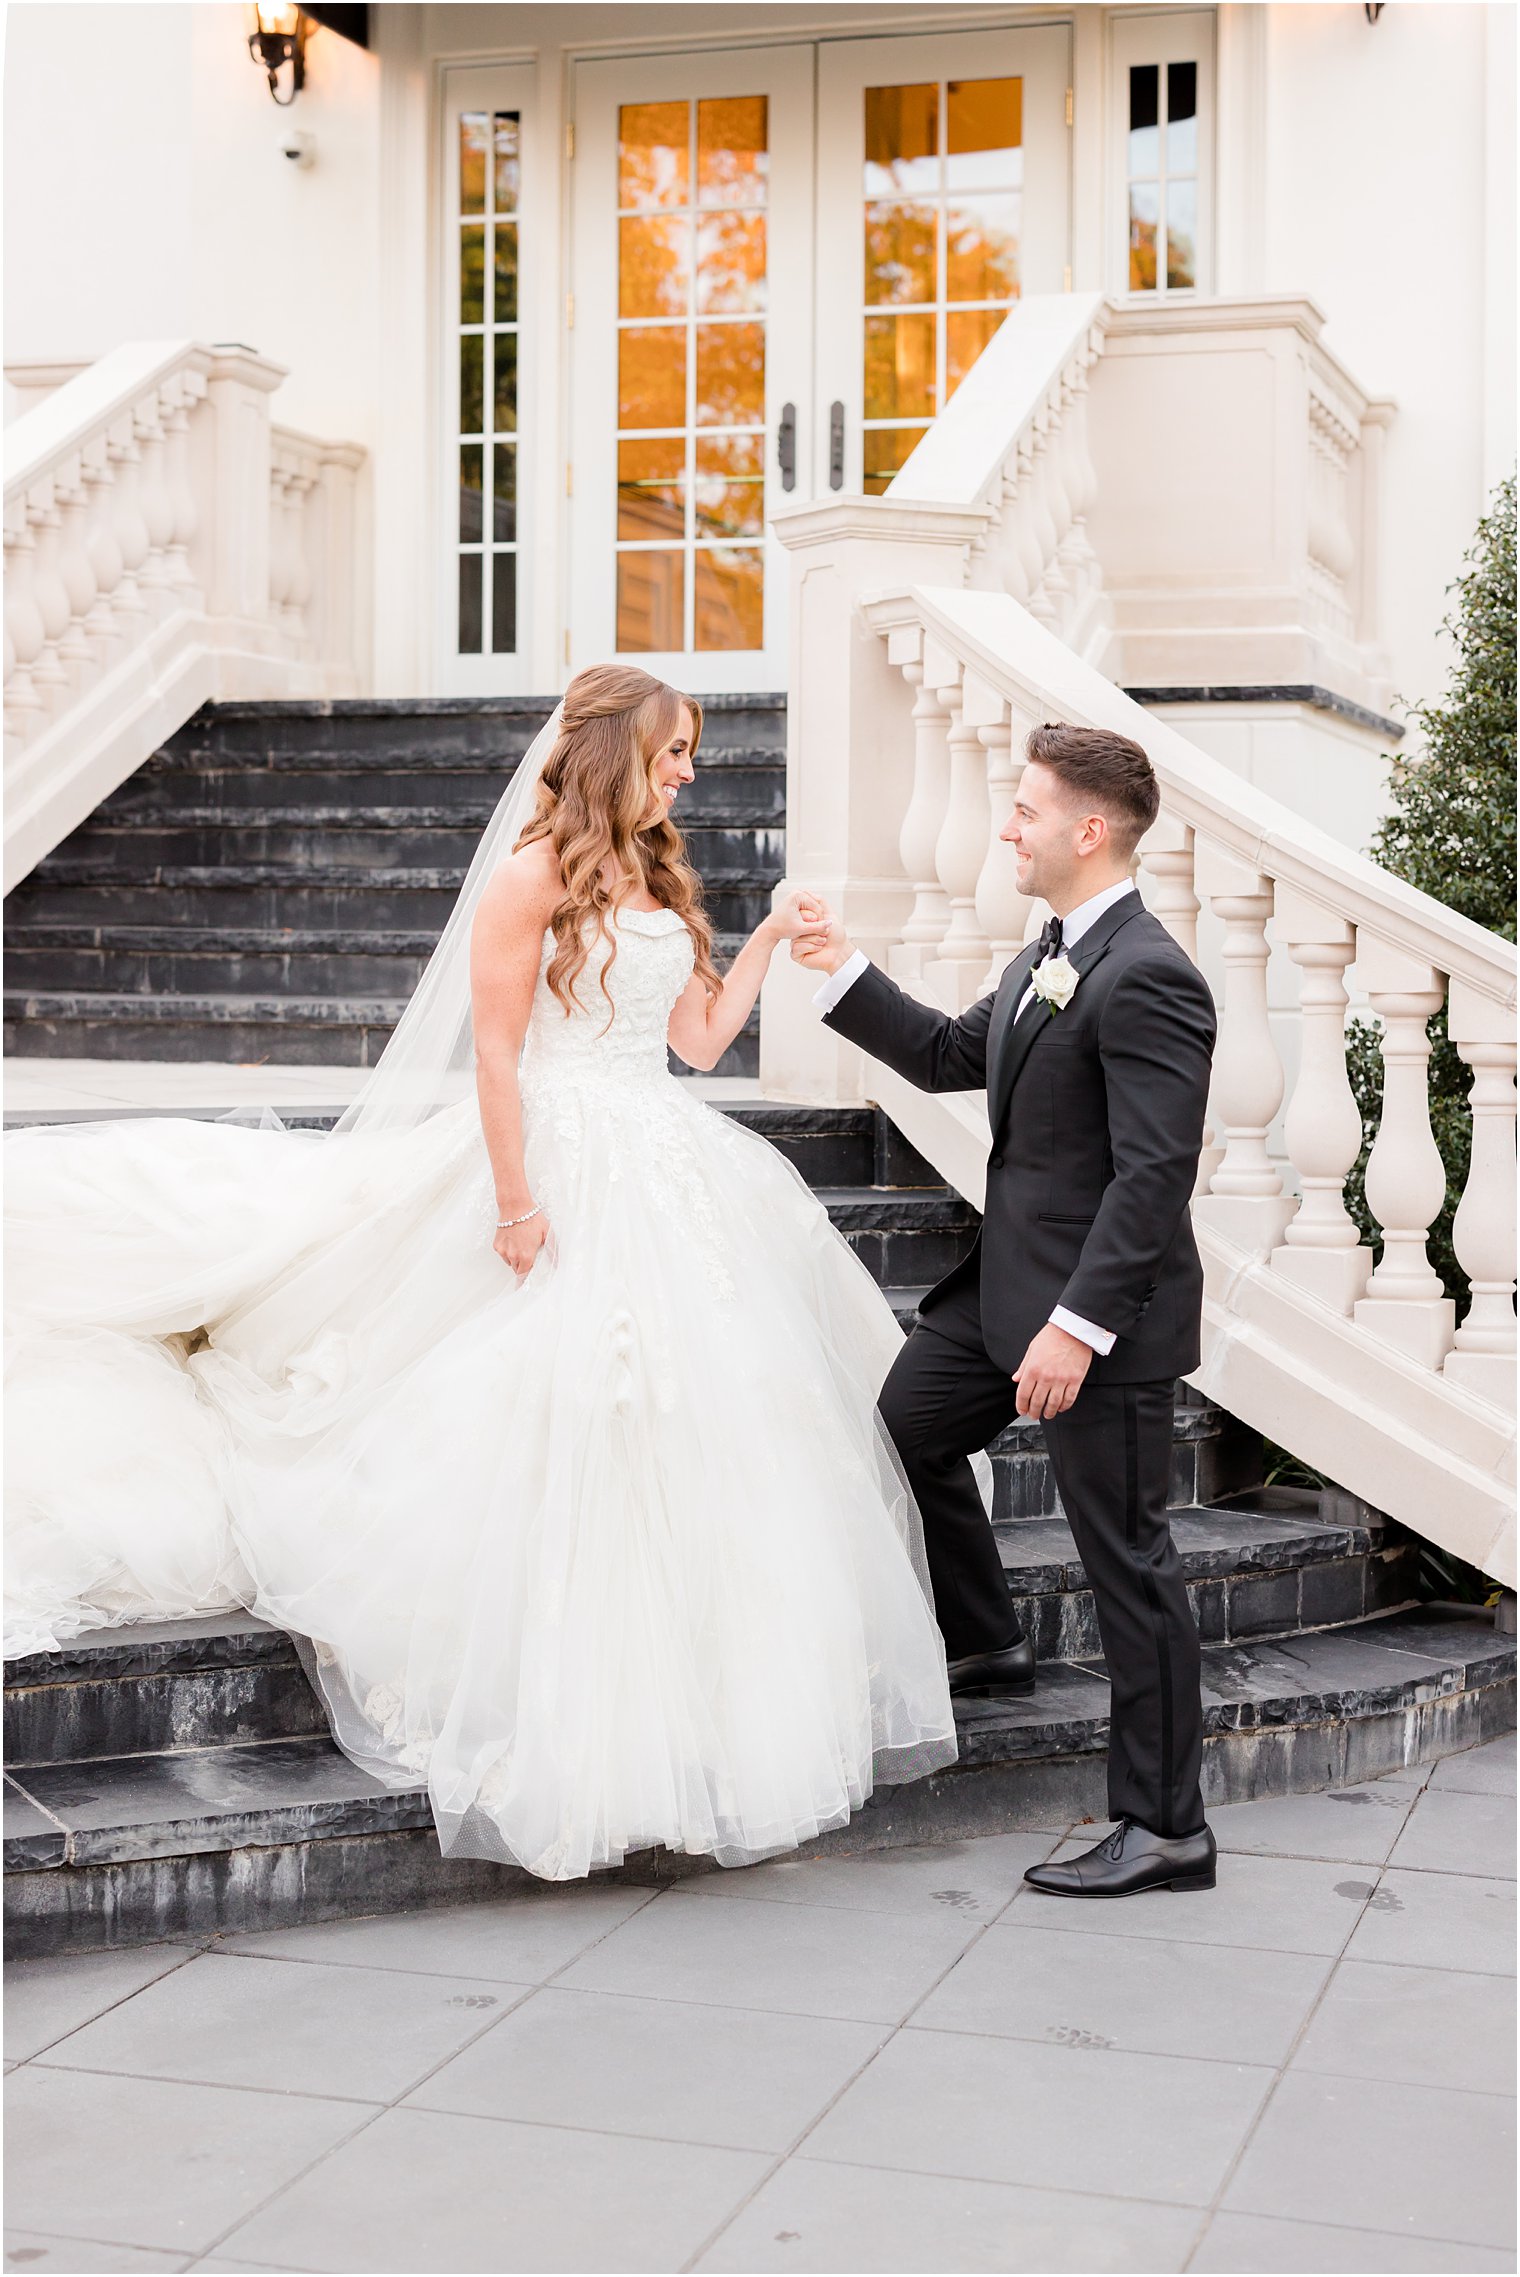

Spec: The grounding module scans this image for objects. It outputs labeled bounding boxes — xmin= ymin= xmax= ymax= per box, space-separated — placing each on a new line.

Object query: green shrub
xmin=1345 ymin=474 xmax=1516 ymax=1310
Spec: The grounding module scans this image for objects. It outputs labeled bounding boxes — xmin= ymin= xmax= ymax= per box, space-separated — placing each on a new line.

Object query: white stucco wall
xmin=1250 ymin=1 xmax=1513 ymax=726
xmin=3 ymin=1 xmax=381 ymax=447
xmin=3 ymin=1 xmax=1514 ymax=732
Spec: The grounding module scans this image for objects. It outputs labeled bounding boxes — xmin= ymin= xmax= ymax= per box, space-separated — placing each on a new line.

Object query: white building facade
xmin=5 ymin=2 xmax=1514 ymax=842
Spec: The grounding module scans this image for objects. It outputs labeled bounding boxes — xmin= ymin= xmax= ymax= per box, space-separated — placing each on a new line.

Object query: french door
xmin=815 ymin=25 xmax=1072 ymax=496
xmin=567 ymin=46 xmax=814 ymax=691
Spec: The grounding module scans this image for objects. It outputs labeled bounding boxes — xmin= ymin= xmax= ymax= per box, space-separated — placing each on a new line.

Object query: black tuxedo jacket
xmin=822 ymin=892 xmax=1217 ymax=1381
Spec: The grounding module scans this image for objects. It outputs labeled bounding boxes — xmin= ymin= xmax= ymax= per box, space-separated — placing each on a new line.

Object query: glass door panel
xmin=570 ymin=46 xmax=813 ymax=691
xmin=818 ymin=27 xmax=1070 ymax=496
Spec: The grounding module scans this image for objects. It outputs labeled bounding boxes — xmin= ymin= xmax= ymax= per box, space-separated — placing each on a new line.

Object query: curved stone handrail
xmin=4 ymin=340 xmax=365 ymax=893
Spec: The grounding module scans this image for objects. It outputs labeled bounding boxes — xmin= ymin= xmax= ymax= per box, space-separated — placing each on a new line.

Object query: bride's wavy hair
xmin=513 ymin=664 xmax=722 ymax=1015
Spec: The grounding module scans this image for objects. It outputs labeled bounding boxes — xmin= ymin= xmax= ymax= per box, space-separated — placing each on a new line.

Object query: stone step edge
xmin=72 ymin=805 xmax=788 ymax=833
xmin=5 ymin=1617 xmax=1511 ymax=1874
xmin=1 ymin=1502 xmax=1371 ymax=1700
xmin=183 ymin=693 xmax=786 ymax=721
xmin=13 ymin=863 xmax=782 ymax=893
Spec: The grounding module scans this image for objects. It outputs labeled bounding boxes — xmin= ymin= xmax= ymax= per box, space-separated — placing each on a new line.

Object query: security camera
xmin=279 ymin=128 xmax=315 ymax=169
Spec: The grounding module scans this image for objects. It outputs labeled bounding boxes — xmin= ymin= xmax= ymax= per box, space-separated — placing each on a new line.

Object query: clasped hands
xmin=776 ymin=884 xmax=1092 ymax=1422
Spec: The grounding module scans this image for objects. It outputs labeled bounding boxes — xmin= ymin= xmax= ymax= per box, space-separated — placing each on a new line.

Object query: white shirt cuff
xmin=1050 ymin=1304 xmax=1116 ymax=1356
xmin=812 ymin=948 xmax=870 ymax=1014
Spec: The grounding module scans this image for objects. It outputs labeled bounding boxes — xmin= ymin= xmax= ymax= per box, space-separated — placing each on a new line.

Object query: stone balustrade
xmin=760 ymin=570 xmax=1515 ymax=1583
xmin=761 ymin=290 xmax=1512 ymax=1583
xmin=4 ymin=341 xmax=365 ymax=892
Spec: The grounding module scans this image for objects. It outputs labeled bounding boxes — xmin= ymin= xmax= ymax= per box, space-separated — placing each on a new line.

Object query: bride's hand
xmin=766 ymin=886 xmax=833 ymax=946
xmin=494 ymin=1209 xmax=552 ymax=1282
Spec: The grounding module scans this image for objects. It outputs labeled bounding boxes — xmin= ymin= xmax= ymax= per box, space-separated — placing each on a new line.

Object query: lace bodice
xmin=521 ymin=907 xmax=695 ymax=1090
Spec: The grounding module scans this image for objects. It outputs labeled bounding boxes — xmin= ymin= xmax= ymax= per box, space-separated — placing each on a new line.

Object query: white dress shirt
xmin=812 ymin=878 xmax=1139 ymax=1356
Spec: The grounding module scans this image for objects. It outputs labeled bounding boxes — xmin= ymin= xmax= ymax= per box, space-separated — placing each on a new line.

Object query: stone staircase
xmin=2 ymin=696 xmax=787 ymax=1078
xmin=5 ymin=1101 xmax=1514 ymax=1957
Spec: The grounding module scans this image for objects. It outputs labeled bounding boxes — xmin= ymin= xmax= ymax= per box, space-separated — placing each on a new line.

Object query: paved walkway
xmin=5 ymin=1736 xmax=1515 ymax=2276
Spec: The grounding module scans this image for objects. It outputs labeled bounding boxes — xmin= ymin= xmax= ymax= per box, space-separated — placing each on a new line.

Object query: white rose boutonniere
xmin=1031 ymin=954 xmax=1080 ymax=1014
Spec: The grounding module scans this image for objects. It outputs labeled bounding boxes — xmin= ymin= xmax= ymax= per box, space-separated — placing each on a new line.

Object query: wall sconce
xmin=248 ymin=4 xmax=310 ymax=105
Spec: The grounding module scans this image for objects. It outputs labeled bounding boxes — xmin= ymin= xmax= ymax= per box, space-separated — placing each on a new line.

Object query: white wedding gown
xmin=5 ymin=907 xmax=960 ymax=1879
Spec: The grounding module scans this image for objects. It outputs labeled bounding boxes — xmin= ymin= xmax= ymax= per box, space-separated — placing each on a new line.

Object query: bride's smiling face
xmin=646 ymin=705 xmax=697 ymax=824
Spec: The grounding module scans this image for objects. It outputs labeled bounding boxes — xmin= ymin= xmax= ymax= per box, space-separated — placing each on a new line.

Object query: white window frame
xmin=1108 ymin=11 xmax=1216 ymax=301
xmin=437 ymin=60 xmax=539 ymax=695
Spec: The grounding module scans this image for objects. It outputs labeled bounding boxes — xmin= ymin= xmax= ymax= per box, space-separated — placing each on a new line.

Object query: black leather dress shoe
xmin=1023 ymin=1818 xmax=1217 ymax=1897
xmin=946 ymin=1635 xmax=1036 ymax=1697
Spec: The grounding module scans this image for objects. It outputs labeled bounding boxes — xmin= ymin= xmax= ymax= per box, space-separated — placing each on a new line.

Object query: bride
xmin=5 ymin=664 xmax=961 ymax=1881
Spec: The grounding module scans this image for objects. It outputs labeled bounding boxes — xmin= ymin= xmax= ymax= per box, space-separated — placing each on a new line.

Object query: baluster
xmin=1192 ymin=839 xmax=1295 ymax=1251
xmin=1443 ymin=978 xmax=1517 ymax=1408
xmin=53 ymin=461 xmax=98 ymax=688
xmin=27 ymin=492 xmax=73 ymax=707
xmin=1140 ymin=813 xmax=1200 ymax=960
xmin=283 ymin=464 xmax=316 ymax=648
xmin=1268 ymin=888 xmax=1373 ymax=1310
xmin=135 ymin=402 xmax=175 ymax=612
xmin=80 ymin=439 xmax=126 ymax=669
xmin=162 ymin=390 xmax=201 ymax=606
xmin=107 ymin=420 xmax=150 ymax=645
xmin=3 ymin=509 xmax=47 ymax=739
xmin=1024 ymin=425 xmax=1062 ymax=629
xmin=268 ymin=463 xmax=295 ymax=642
xmin=889 ymin=663 xmax=952 ymax=984
xmin=928 ymin=690 xmax=994 ymax=1008
xmin=1003 ymin=440 xmax=1044 ymax=609
xmin=972 ymin=705 xmax=1036 ymax=993
xmin=1351 ymin=940 xmax=1456 ymax=1369
xmin=1139 ymin=815 xmax=1222 ymax=1193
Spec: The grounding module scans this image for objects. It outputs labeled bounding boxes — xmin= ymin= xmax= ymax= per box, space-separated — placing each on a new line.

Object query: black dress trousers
xmin=877 ymin=1325 xmax=1205 ymax=1839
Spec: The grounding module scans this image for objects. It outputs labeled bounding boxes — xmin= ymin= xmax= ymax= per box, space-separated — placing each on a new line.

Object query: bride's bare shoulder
xmin=475 ymin=838 xmax=563 ymax=936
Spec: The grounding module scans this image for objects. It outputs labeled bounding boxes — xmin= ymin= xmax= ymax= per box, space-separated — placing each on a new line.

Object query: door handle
xmin=829 ymin=400 xmax=845 ymax=490
xmin=777 ymin=402 xmax=796 ymax=493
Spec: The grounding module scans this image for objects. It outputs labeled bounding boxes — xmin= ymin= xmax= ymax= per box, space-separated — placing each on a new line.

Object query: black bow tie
xmin=1037 ymin=916 xmax=1065 ymax=961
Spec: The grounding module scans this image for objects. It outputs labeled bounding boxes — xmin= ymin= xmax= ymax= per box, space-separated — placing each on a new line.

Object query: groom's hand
xmin=1012 ymin=1323 xmax=1093 ymax=1420
xmin=790 ymin=909 xmax=856 ymax=976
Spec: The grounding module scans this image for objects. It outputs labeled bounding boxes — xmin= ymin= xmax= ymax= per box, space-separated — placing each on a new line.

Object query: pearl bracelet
xmin=496 ymin=1204 xmax=543 ymax=1229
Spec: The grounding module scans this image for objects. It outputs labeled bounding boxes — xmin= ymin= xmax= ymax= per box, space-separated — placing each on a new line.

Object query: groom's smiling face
xmin=1000 ymin=760 xmax=1119 ymax=909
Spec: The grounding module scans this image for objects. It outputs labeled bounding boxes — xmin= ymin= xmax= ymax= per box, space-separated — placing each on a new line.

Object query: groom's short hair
xmin=1024 ymin=722 xmax=1160 ymax=855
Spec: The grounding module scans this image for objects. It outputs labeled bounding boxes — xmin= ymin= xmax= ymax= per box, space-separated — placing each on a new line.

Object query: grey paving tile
xmin=404 ymin=1982 xmax=883 ymax=2152
xmin=1205 ymin=1780 xmax=1419 ymax=1865
xmin=1223 ymin=2072 xmax=1516 ymax=2250
xmin=2 ymin=2236 xmax=192 ymax=2273
xmin=1428 ymin=1732 xmax=1517 ymax=1798
xmin=215 ymin=1885 xmax=650 ymax=1983
xmin=1388 ymin=1787 xmax=1517 ymax=1879
xmin=1345 ymin=1868 xmax=1516 ymax=1975
xmin=43 ymin=1949 xmax=522 ymax=2104
xmin=695 ymin=2158 xmax=1200 ymax=2272
xmin=221 ymin=2104 xmax=768 ymax=2273
xmin=674 ymin=1831 xmax=1061 ymax=1921
xmin=804 ymin=2026 xmax=1272 ymax=2205
xmin=911 ymin=1921 xmax=1331 ymax=2066
xmin=1292 ymin=1958 xmax=1517 ymax=2095
xmin=191 ymin=2263 xmax=307 ymax=2274
xmin=1193 ymin=2210 xmax=1515 ymax=2273
xmin=557 ymin=1887 xmax=980 ymax=2023
xmin=3 ymin=2065 xmax=367 ymax=2256
xmin=1012 ymin=1845 xmax=1366 ymax=1955
xmin=4 ymin=1944 xmax=198 ymax=2062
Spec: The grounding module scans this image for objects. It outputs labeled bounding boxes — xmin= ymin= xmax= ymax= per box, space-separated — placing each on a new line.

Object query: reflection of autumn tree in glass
xmin=615 ymin=96 xmax=768 ymax=650
xmin=860 ymin=77 xmax=1023 ymax=492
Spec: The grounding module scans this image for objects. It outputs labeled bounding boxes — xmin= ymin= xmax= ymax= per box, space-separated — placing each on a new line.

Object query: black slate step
xmin=7 ymin=866 xmax=778 ymax=934
xmin=26 ymin=820 xmax=786 ymax=880
xmin=7 ymin=1614 xmax=1510 ymax=1953
xmin=5 ymin=1493 xmax=1413 ymax=1771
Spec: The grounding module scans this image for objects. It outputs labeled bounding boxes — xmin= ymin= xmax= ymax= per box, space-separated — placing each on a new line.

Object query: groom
xmin=795 ymin=722 xmax=1219 ymax=1898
